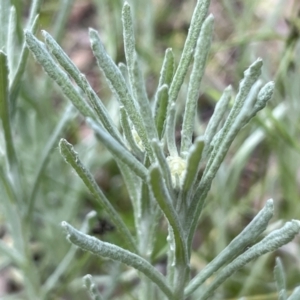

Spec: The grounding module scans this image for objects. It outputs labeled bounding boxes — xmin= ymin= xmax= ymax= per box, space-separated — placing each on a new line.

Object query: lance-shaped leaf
xmin=187 ymin=59 xmax=264 ymax=246
xmin=149 ymin=165 xmax=188 ymax=266
xmin=185 ymin=199 xmax=274 ymax=296
xmin=157 ymin=48 xmax=174 ymax=89
xmin=120 ymin=106 xmax=144 ymax=158
xmin=61 ymin=222 xmax=173 ymax=300
xmin=240 ymin=81 xmax=275 ymax=128
xmin=83 ymin=274 xmax=104 ymax=300
xmin=42 ymin=29 xmax=98 ymax=99
xmin=198 ymin=220 xmax=300 ymax=300
xmin=118 ymin=62 xmax=131 ymax=90
xmin=0 ymin=0 xmax=10 ymax=47
xmin=10 ymin=15 xmax=39 ymax=112
xmin=51 ymin=0 xmax=74 ymax=43
xmin=122 ymin=2 xmax=157 ymax=140
xmin=0 ymin=51 xmax=17 ymax=168
xmin=26 ymin=0 xmax=43 ymax=30
xmin=180 ymin=14 xmax=214 ymax=155
xmin=166 ymin=102 xmax=178 ymax=157
xmin=154 ymin=48 xmax=174 ymax=139
xmin=117 ymin=161 xmax=141 ymax=235
xmin=151 ymin=139 xmax=173 ymax=194
xmin=254 ymin=82 xmax=274 ymax=113
xmin=274 ymin=257 xmax=287 ymax=300
xmin=59 ymin=139 xmax=137 ymax=253
xmin=168 ymin=0 xmax=211 ymax=105
xmin=203 ymin=86 xmax=231 ymax=157
xmin=180 ymin=137 xmax=204 ymax=204
xmin=42 ymin=30 xmax=122 ymax=144
xmin=0 ymin=51 xmax=23 ymax=203
xmin=25 ymin=30 xmax=95 ymax=118
xmin=238 ymin=79 xmax=263 ymax=121
xmin=154 ymin=84 xmax=169 ymax=139
xmin=89 ymin=28 xmax=154 ymax=161
xmin=204 ymin=58 xmax=263 ymax=176
xmin=7 ymin=7 xmax=16 ymax=83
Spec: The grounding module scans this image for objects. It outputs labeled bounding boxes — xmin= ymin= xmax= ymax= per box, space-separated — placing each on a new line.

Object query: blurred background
xmin=1 ymin=0 xmax=300 ymax=299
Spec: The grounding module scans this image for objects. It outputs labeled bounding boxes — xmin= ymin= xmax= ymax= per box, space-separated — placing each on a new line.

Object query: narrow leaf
xmin=26 ymin=0 xmax=43 ymax=30
xmin=274 ymin=257 xmax=287 ymax=300
xmin=117 ymin=161 xmax=141 ymax=235
xmin=187 ymin=59 xmax=264 ymax=245
xmin=25 ymin=30 xmax=95 ymax=118
xmin=118 ymin=62 xmax=131 ymax=91
xmin=151 ymin=139 xmax=173 ymax=194
xmin=89 ymin=28 xmax=154 ymax=160
xmin=120 ymin=106 xmax=144 ymax=158
xmin=185 ymin=199 xmax=274 ymax=296
xmin=253 ymin=81 xmax=274 ymax=113
xmin=0 ymin=0 xmax=10 ymax=47
xmin=62 ymin=221 xmax=173 ymax=299
xmin=203 ymin=86 xmax=231 ymax=156
xmin=0 ymin=51 xmax=15 ymax=166
xmin=199 ymin=220 xmax=300 ymax=300
xmin=7 ymin=6 xmax=16 ymax=83
xmin=59 ymin=139 xmax=137 ymax=253
xmin=180 ymin=14 xmax=214 ymax=154
xmin=166 ymin=103 xmax=178 ymax=156
xmin=51 ymin=0 xmax=74 ymax=43
xmin=149 ymin=165 xmax=188 ymax=265
xmin=205 ymin=58 xmax=263 ymax=176
xmin=154 ymin=84 xmax=169 ymax=139
xmin=42 ymin=30 xmax=123 ymax=144
xmin=10 ymin=15 xmax=39 ymax=113
xmin=83 ymin=274 xmax=104 ymax=300
xmin=168 ymin=0 xmax=210 ymax=105
xmin=157 ymin=48 xmax=175 ymax=89
xmin=181 ymin=137 xmax=204 ymax=195
xmin=122 ymin=3 xmax=157 ymax=139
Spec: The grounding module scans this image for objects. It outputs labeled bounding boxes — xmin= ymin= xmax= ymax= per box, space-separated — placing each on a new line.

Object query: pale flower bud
xmin=131 ymin=128 xmax=145 ymax=151
xmin=166 ymin=155 xmax=187 ymax=188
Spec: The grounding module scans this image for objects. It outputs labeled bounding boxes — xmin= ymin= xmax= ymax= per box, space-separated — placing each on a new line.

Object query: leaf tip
xmin=58 ymin=138 xmax=66 ymax=147
xmin=123 ymin=1 xmax=131 ymax=10
xmin=83 ymin=274 xmax=93 ymax=287
xmin=24 ymin=29 xmax=30 ymax=38
xmin=61 ymin=221 xmax=69 ymax=232
xmin=225 ymin=85 xmax=232 ymax=92
xmin=41 ymin=30 xmax=48 ymax=39
xmin=206 ymin=13 xmax=214 ymax=21
xmin=88 ymin=28 xmax=98 ymax=40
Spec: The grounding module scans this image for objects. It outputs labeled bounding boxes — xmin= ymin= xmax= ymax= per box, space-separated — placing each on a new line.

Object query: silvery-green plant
xmin=23 ymin=0 xmax=300 ymax=299
xmin=0 ymin=0 xmax=89 ymax=299
xmin=274 ymin=257 xmax=300 ymax=300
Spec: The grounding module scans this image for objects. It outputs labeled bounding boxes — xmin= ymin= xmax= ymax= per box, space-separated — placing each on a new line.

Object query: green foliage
xmin=1 ymin=0 xmax=300 ymax=299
